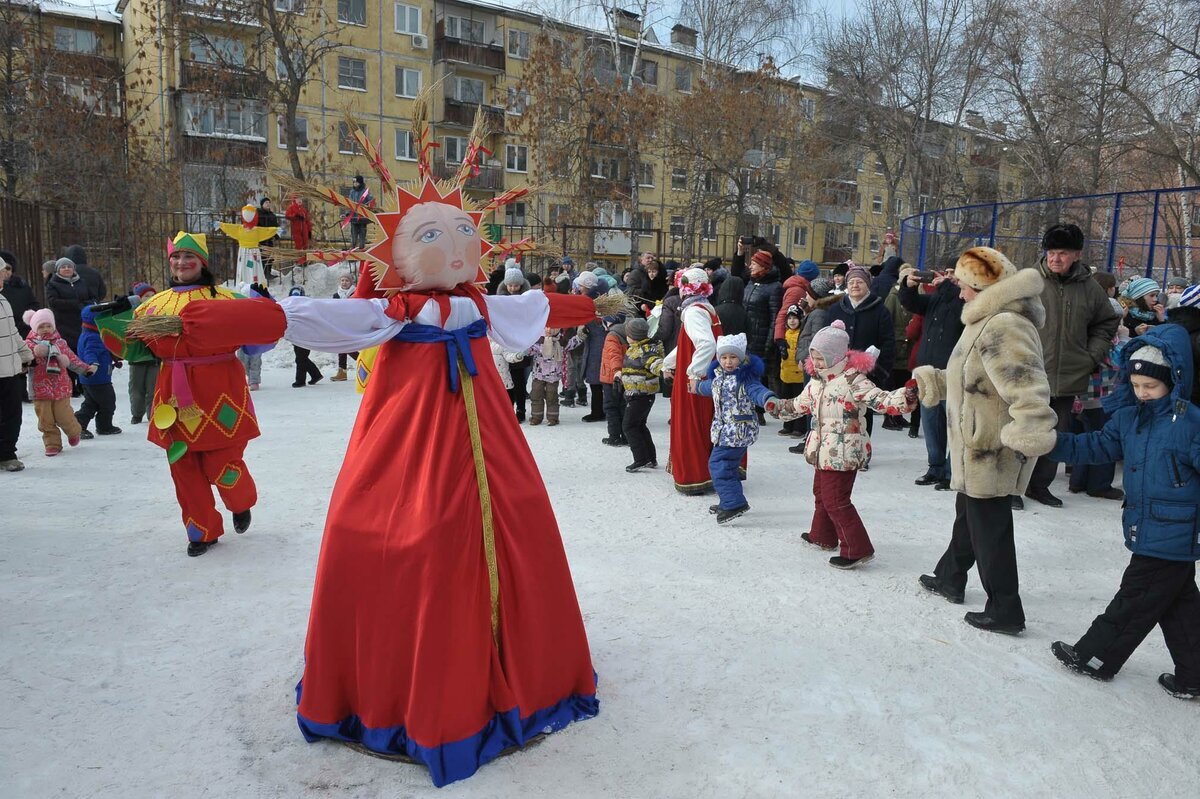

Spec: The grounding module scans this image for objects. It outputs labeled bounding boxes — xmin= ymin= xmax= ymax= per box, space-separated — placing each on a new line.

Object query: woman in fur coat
xmin=912 ymin=247 xmax=1058 ymax=635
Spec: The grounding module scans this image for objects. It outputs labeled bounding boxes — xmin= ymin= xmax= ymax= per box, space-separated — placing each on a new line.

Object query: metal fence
xmin=899 ymin=186 xmax=1200 ymax=283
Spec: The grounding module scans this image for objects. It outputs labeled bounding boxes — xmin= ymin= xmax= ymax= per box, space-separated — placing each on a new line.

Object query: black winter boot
xmin=233 ymin=510 xmax=252 ymax=534
xmin=1051 ymin=641 xmax=1112 ymax=681
xmin=187 ymin=540 xmax=218 ymax=557
xmin=1158 ymin=673 xmax=1200 ymax=699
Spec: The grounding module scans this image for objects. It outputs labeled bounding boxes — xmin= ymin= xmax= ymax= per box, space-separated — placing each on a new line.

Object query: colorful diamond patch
xmin=215 ymin=402 xmax=240 ymax=431
xmin=185 ymin=519 xmax=209 ymax=542
xmin=217 ymin=464 xmax=242 ymax=489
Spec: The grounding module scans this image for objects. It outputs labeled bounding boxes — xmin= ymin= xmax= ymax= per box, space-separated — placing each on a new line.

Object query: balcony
xmin=432 ymin=157 xmax=503 ymax=191
xmin=182 ymin=137 xmax=267 ymax=168
xmin=181 ymin=60 xmax=267 ymax=99
xmin=434 ymin=35 xmax=506 ymax=73
xmin=440 ymin=97 xmax=506 ymax=133
xmin=180 ymin=0 xmax=260 ymax=26
xmin=815 ymin=206 xmax=856 ymax=225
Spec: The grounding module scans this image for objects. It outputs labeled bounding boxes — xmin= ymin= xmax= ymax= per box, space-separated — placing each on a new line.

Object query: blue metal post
xmin=917 ymin=213 xmax=929 ymax=269
xmin=1105 ymin=193 xmax=1123 ymax=273
xmin=988 ymin=204 xmax=998 ymax=247
xmin=1145 ymin=190 xmax=1162 ymax=278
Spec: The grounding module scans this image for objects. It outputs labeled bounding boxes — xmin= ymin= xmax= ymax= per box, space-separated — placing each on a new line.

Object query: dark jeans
xmin=1068 ymin=407 xmax=1116 ymax=493
xmin=778 ymin=380 xmax=806 ymax=435
xmin=623 ymin=394 xmax=656 ymax=463
xmin=603 ymin=382 xmax=626 ymax=440
xmin=934 ymin=493 xmax=1025 ymax=625
xmin=710 ymin=445 xmax=748 ymax=510
xmin=350 ymin=221 xmax=368 ymax=249
xmin=0 ymin=374 xmax=23 ymax=460
xmin=1029 ymin=395 xmax=1076 ymax=491
xmin=508 ymin=358 xmax=530 ymax=416
xmin=338 ymin=351 xmax=359 ymax=370
xmin=294 ymin=346 xmax=322 ymax=384
xmin=920 ymin=400 xmax=949 ymax=479
xmin=1074 ymin=556 xmax=1200 ymax=685
xmin=76 ymin=383 xmax=117 ymax=431
xmin=585 ymin=383 xmax=603 ymax=417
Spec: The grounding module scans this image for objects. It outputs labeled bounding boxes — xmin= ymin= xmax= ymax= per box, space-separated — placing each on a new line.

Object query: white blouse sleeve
xmin=681 ymin=305 xmax=716 ymax=378
xmin=278 ymin=296 xmax=403 ymax=352
xmin=483 ymin=292 xmax=551 ymax=353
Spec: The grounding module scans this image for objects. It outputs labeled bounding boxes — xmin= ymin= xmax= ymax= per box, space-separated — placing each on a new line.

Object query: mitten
xmin=113 ymin=360 xmax=124 ymax=370
xmin=904 ymin=378 xmax=918 ymax=406
xmin=249 ymin=282 xmax=272 ymax=300
xmin=33 ymin=343 xmax=49 ymax=359
xmin=774 ymin=339 xmax=789 ymax=358
xmin=763 ymin=396 xmax=781 ymax=417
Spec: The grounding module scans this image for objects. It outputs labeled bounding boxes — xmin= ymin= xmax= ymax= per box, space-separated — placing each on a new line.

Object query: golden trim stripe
xmin=459 ymin=360 xmax=500 ymax=649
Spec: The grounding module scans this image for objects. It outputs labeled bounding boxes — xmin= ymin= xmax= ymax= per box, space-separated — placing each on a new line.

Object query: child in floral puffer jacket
xmin=23 ymin=308 xmax=96 ymax=455
xmin=778 ymin=320 xmax=917 ymax=569
xmin=696 ymin=333 xmax=779 ymax=524
xmin=527 ymin=327 xmax=570 ymax=426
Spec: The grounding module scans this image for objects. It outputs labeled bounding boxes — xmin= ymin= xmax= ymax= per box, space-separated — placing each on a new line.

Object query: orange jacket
xmin=600 ymin=329 xmax=628 ymax=384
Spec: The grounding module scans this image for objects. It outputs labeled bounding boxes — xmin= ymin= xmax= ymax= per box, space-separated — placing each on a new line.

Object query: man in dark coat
xmin=62 ymin=244 xmax=107 ymax=302
xmin=900 ymin=262 xmax=965 ymax=489
xmin=0 ymin=254 xmax=39 ymax=338
xmin=827 ymin=264 xmax=895 ymax=438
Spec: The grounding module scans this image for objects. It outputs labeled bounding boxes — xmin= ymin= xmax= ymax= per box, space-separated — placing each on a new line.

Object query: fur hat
xmin=1129 ymin=344 xmax=1173 ymax=387
xmin=832 ymin=262 xmax=850 ymax=277
xmin=626 ymin=317 xmax=650 ymax=340
xmin=750 ymin=250 xmax=774 ymax=271
xmin=1179 ymin=285 xmax=1200 ymax=308
xmin=810 ymin=320 xmax=850 ymax=366
xmin=796 ymin=260 xmax=820 ymax=281
xmin=504 ymin=267 xmax=525 ymax=285
xmin=845 ymin=265 xmax=871 ymax=286
xmin=131 ymin=282 xmax=155 ymax=298
xmin=954 ymin=247 xmax=1017 ymax=291
xmin=702 ymin=257 xmax=723 ymax=272
xmin=1125 ymin=277 xmax=1159 ymax=301
xmin=809 ymin=277 xmax=834 ymax=298
xmin=1041 ymin=223 xmax=1084 ymax=251
xmin=715 ymin=332 xmax=747 ymax=359
xmin=24 ymin=308 xmax=56 ymax=331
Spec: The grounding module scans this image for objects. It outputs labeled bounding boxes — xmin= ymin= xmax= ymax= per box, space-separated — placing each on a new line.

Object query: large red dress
xmin=669 ymin=304 xmax=723 ymax=494
xmin=291 ymin=291 xmax=600 ymax=787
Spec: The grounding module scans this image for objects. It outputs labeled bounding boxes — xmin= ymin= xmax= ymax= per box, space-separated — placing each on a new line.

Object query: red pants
xmin=808 ymin=469 xmax=873 ymax=559
xmin=168 ymin=444 xmax=257 ymax=542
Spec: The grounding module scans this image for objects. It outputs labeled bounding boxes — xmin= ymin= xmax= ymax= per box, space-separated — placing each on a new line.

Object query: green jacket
xmin=621 ymin=338 xmax=665 ymax=396
xmin=1035 ymin=261 xmax=1120 ymax=396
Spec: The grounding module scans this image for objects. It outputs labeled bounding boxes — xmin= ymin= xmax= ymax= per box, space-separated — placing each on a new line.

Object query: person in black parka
xmin=826 ymin=263 xmax=894 ymax=439
xmin=715 ymin=275 xmax=747 ymax=337
xmin=62 ymin=245 xmax=107 ymax=303
xmin=742 ymin=251 xmax=783 ymax=398
xmin=0 ymin=255 xmax=39 ymax=339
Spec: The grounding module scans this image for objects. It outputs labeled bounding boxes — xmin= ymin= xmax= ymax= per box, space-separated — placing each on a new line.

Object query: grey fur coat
xmin=914 ymin=268 xmax=1058 ymax=498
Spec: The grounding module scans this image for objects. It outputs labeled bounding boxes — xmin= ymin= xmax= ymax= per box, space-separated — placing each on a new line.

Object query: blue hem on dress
xmin=295 ymin=680 xmax=599 ymax=788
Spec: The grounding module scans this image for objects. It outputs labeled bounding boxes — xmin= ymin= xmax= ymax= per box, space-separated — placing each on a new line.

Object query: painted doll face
xmin=391 ymin=201 xmax=480 ymax=291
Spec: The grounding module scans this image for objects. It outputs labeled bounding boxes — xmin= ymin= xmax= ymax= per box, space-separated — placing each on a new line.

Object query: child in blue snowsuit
xmin=695 ymin=332 xmax=778 ymax=524
xmin=1048 ymin=323 xmax=1200 ymax=699
xmin=75 ymin=304 xmax=122 ymax=437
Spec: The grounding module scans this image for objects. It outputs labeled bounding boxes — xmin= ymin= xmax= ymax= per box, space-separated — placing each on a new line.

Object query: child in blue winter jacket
xmin=695 ymin=333 xmax=779 ymax=524
xmin=75 ymin=304 xmax=122 ymax=437
xmin=1048 ymin=323 xmax=1200 ymax=699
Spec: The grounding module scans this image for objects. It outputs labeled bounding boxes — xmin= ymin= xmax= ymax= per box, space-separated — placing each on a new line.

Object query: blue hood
xmin=1104 ymin=323 xmax=1193 ymax=417
xmin=705 ymin=354 xmax=765 ymax=383
xmin=80 ymin=304 xmax=98 ymax=325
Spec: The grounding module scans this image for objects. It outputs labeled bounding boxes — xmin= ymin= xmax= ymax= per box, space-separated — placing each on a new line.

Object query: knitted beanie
xmin=1167 ymin=275 xmax=1188 ymax=289
xmin=751 ymin=250 xmax=774 ymax=270
xmin=845 ymin=265 xmax=871 ymax=286
xmin=625 ymin=317 xmax=650 ymax=340
xmin=715 ymin=332 xmax=747 ymax=358
xmin=810 ymin=320 xmax=850 ymax=366
xmin=796 ymin=260 xmax=820 ymax=281
xmin=131 ymin=282 xmax=155 ymax=298
xmin=24 ymin=308 xmax=56 ymax=331
xmin=1125 ymin=277 xmax=1159 ymax=301
xmin=1178 ymin=285 xmax=1200 ymax=308
xmin=504 ymin=267 xmax=525 ymax=285
xmin=809 ymin=277 xmax=834 ymax=298
xmin=1129 ymin=344 xmax=1173 ymax=387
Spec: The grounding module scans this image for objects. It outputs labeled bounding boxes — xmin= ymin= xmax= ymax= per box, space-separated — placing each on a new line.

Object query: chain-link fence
xmin=899 ymin=186 xmax=1200 ymax=283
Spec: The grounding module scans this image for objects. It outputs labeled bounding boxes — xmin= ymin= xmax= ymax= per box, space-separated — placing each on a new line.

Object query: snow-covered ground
xmin=3 ymin=354 xmax=1196 ymax=798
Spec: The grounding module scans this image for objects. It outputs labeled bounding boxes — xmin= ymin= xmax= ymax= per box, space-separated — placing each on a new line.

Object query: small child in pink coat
xmin=23 ymin=309 xmax=95 ymax=455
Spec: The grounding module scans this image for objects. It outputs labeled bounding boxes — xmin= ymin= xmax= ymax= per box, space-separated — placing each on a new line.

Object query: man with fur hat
xmin=1025 ymin=223 xmax=1120 ymax=508
xmin=913 ymin=246 xmax=1058 ymax=635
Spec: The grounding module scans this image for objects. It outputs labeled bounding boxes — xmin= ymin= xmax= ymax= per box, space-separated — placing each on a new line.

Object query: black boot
xmin=829 ymin=554 xmax=874 ymax=569
xmin=919 ymin=574 xmax=964 ymax=604
xmin=1010 ymin=495 xmax=1024 ymax=511
xmin=187 ymin=539 xmax=218 ymax=557
xmin=716 ymin=504 xmax=750 ymax=524
xmin=233 ymin=510 xmax=251 ymax=534
xmin=1158 ymin=673 xmax=1200 ymax=699
xmin=1051 ymin=641 xmax=1112 ymax=681
xmin=964 ymin=611 xmax=1024 ymax=635
xmin=97 ymin=426 xmax=123 ymax=435
xmin=1024 ymin=486 xmax=1063 ymax=508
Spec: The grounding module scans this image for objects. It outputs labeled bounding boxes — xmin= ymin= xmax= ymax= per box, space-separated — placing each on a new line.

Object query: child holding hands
xmin=23 ymin=309 xmax=96 ymax=455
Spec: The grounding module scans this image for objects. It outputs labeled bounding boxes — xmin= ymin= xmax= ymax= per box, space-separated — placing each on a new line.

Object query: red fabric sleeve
xmin=546 ymin=294 xmax=599 ymax=328
xmin=180 ymin=298 xmax=287 ymax=350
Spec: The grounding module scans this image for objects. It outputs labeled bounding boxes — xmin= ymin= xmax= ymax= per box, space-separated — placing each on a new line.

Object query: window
xmin=338 ymin=0 xmax=366 ymax=25
xmin=771 ymin=224 xmax=781 ymax=243
xmin=275 ymin=0 xmax=305 ymax=12
xmin=596 ymin=203 xmax=629 ymax=227
xmin=505 ymin=144 xmax=528 ymax=173
xmin=956 ymin=136 xmax=967 ymax=155
xmin=869 ymin=236 xmax=880 ymax=253
xmin=445 ymin=15 xmax=485 ymax=43
xmin=507 ymin=29 xmax=530 ymax=59
xmin=634 ymin=211 xmax=654 ymax=237
xmin=443 ymin=136 xmax=467 ymax=163
xmin=395 ymin=67 xmax=421 ymax=98
xmin=452 ymin=76 xmax=485 ymax=104
xmin=874 ymin=158 xmax=884 ymax=175
xmin=276 ymin=115 xmax=309 ymax=149
xmin=394 ymin=2 xmax=420 ymax=34
xmin=637 ymin=163 xmax=654 ymax=187
xmin=47 ymin=74 xmax=119 ymax=116
xmin=871 ymin=195 xmax=883 ymax=214
xmin=701 ymin=219 xmax=717 ymax=241
xmin=792 ymin=226 xmax=807 ymax=247
xmin=799 ymin=98 xmax=816 ymax=121
xmin=703 ymin=171 xmax=719 ymax=194
xmin=670 ymin=215 xmax=685 ymax=239
xmin=638 ymin=59 xmax=658 ymax=86
xmin=506 ymin=87 xmax=528 ymax=115
xmin=590 ymin=157 xmax=620 ymax=180
xmin=181 ymin=94 xmax=266 ymax=139
xmin=54 ymin=26 xmax=100 ymax=54
xmin=395 ymin=128 xmax=416 ymax=160
xmin=338 ymin=57 xmax=366 ymax=91
xmin=548 ymin=203 xmax=567 ymax=228
xmin=951 ymin=209 xmax=964 ymax=225
xmin=893 ymin=197 xmax=905 ymax=216
xmin=338 ymin=121 xmax=366 ymax=154
xmin=505 ymin=201 xmax=527 ymax=227
xmin=675 ymin=66 xmax=692 ymax=93
xmin=189 ymin=35 xmax=245 ymax=67
xmin=855 ymin=153 xmax=864 ymax=172
xmin=847 ymin=231 xmax=861 ymax=249
xmin=671 ymin=167 xmax=687 ymax=191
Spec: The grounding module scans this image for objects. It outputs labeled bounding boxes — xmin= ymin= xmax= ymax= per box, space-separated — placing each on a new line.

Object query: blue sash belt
xmin=393 ymin=318 xmax=487 ymax=393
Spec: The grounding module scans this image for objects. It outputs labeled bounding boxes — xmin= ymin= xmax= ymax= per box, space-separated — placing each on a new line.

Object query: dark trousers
xmin=337 ymin=351 xmax=359 ymax=370
xmin=603 ymin=382 xmax=626 ymax=440
xmin=508 ymin=359 xmax=530 ymax=416
xmin=778 ymin=381 xmax=806 ymax=435
xmin=76 ymin=383 xmax=117 ymax=431
xmin=623 ymin=394 xmax=656 ymax=463
xmin=934 ymin=493 xmax=1024 ymax=625
xmin=807 ymin=469 xmax=873 ymax=559
xmin=350 ymin=221 xmax=368 ymax=249
xmin=1074 ymin=556 xmax=1200 ymax=684
xmin=920 ymin=400 xmax=949 ymax=479
xmin=710 ymin=445 xmax=747 ymax=510
xmin=1068 ymin=407 xmax=1116 ymax=494
xmin=0 ymin=374 xmax=23 ymax=461
xmin=586 ymin=382 xmax=604 ymax=417
xmin=1029 ymin=395 xmax=1076 ymax=490
xmin=293 ymin=346 xmax=322 ymax=384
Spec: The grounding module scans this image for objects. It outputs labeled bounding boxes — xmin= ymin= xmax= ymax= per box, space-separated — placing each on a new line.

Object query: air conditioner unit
xmin=411 ymin=34 xmax=428 ymax=49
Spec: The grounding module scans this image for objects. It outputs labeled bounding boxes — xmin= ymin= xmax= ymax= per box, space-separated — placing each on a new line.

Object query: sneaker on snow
xmin=1158 ymin=673 xmax=1200 ymax=699
xmin=801 ymin=532 xmax=836 ymax=551
xmin=918 ymin=574 xmax=964 ymax=604
xmin=233 ymin=510 xmax=252 ymax=534
xmin=131 ymin=416 xmax=142 ymax=425
xmin=915 ymin=473 xmax=941 ymax=486
xmin=309 ymin=375 xmax=323 ymax=385
xmin=964 ymin=611 xmax=1024 ymax=635
xmin=716 ymin=504 xmax=750 ymax=524
xmin=187 ymin=540 xmax=218 ymax=557
xmin=829 ymin=554 xmax=874 ymax=569
xmin=625 ymin=461 xmax=651 ymax=473
xmin=934 ymin=479 xmax=952 ymax=491
xmin=788 ymin=442 xmax=805 ymax=454
xmin=1051 ymin=641 xmax=1112 ymax=682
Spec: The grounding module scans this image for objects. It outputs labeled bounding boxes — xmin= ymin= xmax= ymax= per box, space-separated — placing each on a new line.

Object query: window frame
xmin=507 ymin=28 xmax=530 ymax=59
xmin=395 ymin=128 xmax=417 ymax=161
xmin=276 ymin=114 xmax=309 ymax=150
xmin=443 ymin=135 xmax=468 ymax=164
xmin=700 ymin=219 xmax=717 ymax=241
xmin=871 ymin=195 xmax=883 ymax=214
xmin=669 ymin=215 xmax=685 ymax=239
xmin=792 ymin=226 xmax=807 ymax=247
xmin=395 ymin=66 xmax=421 ymax=98
xmin=505 ymin=144 xmax=529 ymax=173
xmin=54 ymin=26 xmax=100 ymax=54
xmin=674 ymin=65 xmax=692 ymax=93
xmin=337 ymin=121 xmax=367 ymax=155
xmin=670 ymin=167 xmax=687 ymax=191
xmin=337 ymin=56 xmax=367 ymax=91
xmin=393 ymin=2 xmax=421 ymax=34
xmin=337 ymin=0 xmax=367 ymax=26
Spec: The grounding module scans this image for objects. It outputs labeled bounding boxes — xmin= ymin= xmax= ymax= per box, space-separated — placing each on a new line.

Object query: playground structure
xmin=900 ymin=186 xmax=1200 ymax=283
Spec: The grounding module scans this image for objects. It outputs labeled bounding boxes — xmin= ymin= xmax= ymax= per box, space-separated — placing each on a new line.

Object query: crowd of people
xmin=2 ymin=222 xmax=1198 ymax=712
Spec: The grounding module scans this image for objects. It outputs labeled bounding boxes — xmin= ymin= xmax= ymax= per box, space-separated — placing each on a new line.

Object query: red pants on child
xmin=169 ymin=444 xmax=257 ymax=542
xmin=808 ymin=469 xmax=873 ymax=559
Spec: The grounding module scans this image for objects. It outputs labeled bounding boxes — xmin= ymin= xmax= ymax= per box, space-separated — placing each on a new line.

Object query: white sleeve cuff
xmin=278 ymin=296 xmax=402 ymax=352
